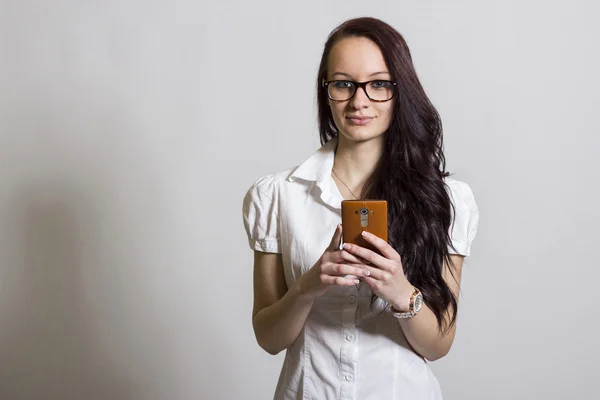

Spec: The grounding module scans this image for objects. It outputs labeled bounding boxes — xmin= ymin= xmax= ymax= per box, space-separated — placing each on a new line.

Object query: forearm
xmin=252 ymin=283 xmax=316 ymax=355
xmin=397 ymin=303 xmax=455 ymax=361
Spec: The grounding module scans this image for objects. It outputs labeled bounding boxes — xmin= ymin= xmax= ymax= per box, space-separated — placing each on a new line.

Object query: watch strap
xmin=390 ymin=287 xmax=422 ymax=319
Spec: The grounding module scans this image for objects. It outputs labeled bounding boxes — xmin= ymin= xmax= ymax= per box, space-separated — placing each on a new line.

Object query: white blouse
xmin=242 ymin=137 xmax=479 ymax=400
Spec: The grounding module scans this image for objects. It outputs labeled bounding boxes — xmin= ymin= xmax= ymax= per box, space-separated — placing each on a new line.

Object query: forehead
xmin=327 ymin=36 xmax=388 ymax=78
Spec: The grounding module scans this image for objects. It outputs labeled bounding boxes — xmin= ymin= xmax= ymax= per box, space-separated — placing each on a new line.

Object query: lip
xmin=346 ymin=116 xmax=374 ymax=126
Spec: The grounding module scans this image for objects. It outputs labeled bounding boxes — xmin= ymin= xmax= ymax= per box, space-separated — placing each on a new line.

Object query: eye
xmin=333 ymin=80 xmax=354 ymax=89
xmin=369 ymin=80 xmax=392 ymax=89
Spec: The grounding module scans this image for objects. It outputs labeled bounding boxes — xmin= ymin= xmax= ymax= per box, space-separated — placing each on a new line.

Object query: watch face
xmin=414 ymin=293 xmax=423 ymax=312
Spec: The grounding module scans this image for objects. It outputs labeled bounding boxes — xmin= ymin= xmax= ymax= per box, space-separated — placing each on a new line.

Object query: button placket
xmin=340 ymin=292 xmax=359 ymax=399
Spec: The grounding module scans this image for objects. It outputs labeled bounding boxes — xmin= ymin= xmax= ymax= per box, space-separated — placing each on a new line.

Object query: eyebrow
xmin=331 ymin=71 xmax=390 ymax=78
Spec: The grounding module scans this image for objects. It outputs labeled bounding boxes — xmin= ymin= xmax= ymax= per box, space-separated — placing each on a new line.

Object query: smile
xmin=347 ymin=116 xmax=374 ymax=125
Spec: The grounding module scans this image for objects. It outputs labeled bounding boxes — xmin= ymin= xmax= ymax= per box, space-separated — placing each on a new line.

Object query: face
xmin=326 ymin=36 xmax=394 ymax=143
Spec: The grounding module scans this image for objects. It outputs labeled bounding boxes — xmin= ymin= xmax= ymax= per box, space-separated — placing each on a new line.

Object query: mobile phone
xmin=341 ymin=200 xmax=388 ymax=254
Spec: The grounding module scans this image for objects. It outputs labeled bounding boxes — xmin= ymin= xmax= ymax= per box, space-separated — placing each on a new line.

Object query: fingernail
xmin=354 ymin=280 xmax=360 ymax=285
xmin=343 ymin=243 xmax=351 ymax=250
xmin=363 ymin=269 xmax=370 ymax=276
xmin=361 ymin=231 xmax=369 ymax=237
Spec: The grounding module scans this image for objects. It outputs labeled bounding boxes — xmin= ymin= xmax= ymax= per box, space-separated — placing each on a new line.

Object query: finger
xmin=361 ymin=276 xmax=381 ymax=290
xmin=321 ymin=275 xmax=360 ymax=286
xmin=338 ymin=249 xmax=368 ymax=265
xmin=334 ymin=276 xmax=361 ymax=286
xmin=323 ymin=263 xmax=371 ymax=278
xmin=342 ymin=242 xmax=390 ymax=270
xmin=360 ymin=231 xmax=400 ymax=261
xmin=346 ymin=264 xmax=390 ymax=281
xmin=327 ymin=224 xmax=343 ymax=251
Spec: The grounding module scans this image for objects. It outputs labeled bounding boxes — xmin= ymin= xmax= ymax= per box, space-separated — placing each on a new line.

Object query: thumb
xmin=327 ymin=224 xmax=343 ymax=251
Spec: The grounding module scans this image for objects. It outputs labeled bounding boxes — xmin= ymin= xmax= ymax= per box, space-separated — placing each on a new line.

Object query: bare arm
xmin=251 ymin=251 xmax=316 ymax=355
xmin=343 ymin=231 xmax=466 ymax=361
xmin=251 ymin=225 xmax=369 ymax=355
xmin=397 ymin=255 xmax=464 ymax=361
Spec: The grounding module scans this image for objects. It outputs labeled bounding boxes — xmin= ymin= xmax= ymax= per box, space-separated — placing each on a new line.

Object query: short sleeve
xmin=242 ymin=174 xmax=282 ymax=254
xmin=446 ymin=179 xmax=479 ymax=256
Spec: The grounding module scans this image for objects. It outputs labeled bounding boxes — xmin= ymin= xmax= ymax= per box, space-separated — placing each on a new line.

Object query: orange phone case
xmin=341 ymin=200 xmax=388 ymax=253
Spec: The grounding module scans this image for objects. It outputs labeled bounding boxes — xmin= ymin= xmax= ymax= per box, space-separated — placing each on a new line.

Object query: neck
xmin=332 ymin=135 xmax=384 ymax=196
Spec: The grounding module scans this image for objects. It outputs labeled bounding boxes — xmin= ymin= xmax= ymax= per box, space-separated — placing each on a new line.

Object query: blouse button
xmin=345 ymin=375 xmax=352 ymax=381
xmin=349 ymin=295 xmax=356 ymax=303
xmin=346 ymin=334 xmax=354 ymax=341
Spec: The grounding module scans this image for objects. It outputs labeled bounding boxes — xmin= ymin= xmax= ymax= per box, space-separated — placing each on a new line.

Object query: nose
xmin=349 ymin=85 xmax=370 ymax=109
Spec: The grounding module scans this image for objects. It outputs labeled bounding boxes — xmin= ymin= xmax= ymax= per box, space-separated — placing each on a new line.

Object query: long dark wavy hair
xmin=317 ymin=17 xmax=459 ymax=333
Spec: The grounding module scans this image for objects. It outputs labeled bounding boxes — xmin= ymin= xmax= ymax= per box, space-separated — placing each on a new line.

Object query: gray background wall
xmin=0 ymin=1 xmax=598 ymax=399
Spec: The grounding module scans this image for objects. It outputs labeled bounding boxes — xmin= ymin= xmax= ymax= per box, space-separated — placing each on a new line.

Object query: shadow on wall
xmin=0 ymin=78 xmax=175 ymax=398
xmin=0 ymin=184 xmax=143 ymax=400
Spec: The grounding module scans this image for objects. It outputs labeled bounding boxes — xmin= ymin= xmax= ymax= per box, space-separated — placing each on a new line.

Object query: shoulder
xmin=242 ymin=167 xmax=299 ymax=217
xmin=243 ymin=167 xmax=296 ymax=203
xmin=444 ymin=177 xmax=477 ymax=209
xmin=241 ymin=168 xmax=296 ymax=254
xmin=443 ymin=176 xmax=480 ymax=256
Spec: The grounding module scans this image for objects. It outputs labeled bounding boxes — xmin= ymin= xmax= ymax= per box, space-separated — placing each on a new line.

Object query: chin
xmin=339 ymin=126 xmax=385 ymax=143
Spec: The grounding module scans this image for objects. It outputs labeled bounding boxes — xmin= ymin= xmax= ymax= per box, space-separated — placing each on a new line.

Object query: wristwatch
xmin=391 ymin=287 xmax=423 ymax=319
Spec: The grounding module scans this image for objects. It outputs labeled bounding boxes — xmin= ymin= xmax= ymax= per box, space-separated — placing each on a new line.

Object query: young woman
xmin=242 ymin=17 xmax=479 ymax=400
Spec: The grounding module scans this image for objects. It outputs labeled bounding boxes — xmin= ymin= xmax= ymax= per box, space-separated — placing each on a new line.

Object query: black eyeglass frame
xmin=322 ymin=79 xmax=397 ymax=102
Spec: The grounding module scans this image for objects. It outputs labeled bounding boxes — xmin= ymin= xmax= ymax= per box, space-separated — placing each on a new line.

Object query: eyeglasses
xmin=323 ymin=80 xmax=397 ymax=102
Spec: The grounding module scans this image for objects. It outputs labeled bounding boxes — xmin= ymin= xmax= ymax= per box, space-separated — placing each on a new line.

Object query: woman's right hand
xmin=295 ymin=224 xmax=370 ymax=299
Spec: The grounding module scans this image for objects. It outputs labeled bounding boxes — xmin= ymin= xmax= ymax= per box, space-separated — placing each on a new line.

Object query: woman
xmin=242 ymin=17 xmax=479 ymax=400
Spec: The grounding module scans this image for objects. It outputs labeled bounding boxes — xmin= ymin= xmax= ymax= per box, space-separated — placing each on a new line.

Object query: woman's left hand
xmin=342 ymin=231 xmax=415 ymax=311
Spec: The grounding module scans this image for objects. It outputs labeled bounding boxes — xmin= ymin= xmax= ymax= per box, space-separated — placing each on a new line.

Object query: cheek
xmin=378 ymin=105 xmax=394 ymax=126
xmin=330 ymin=103 xmax=346 ymax=122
